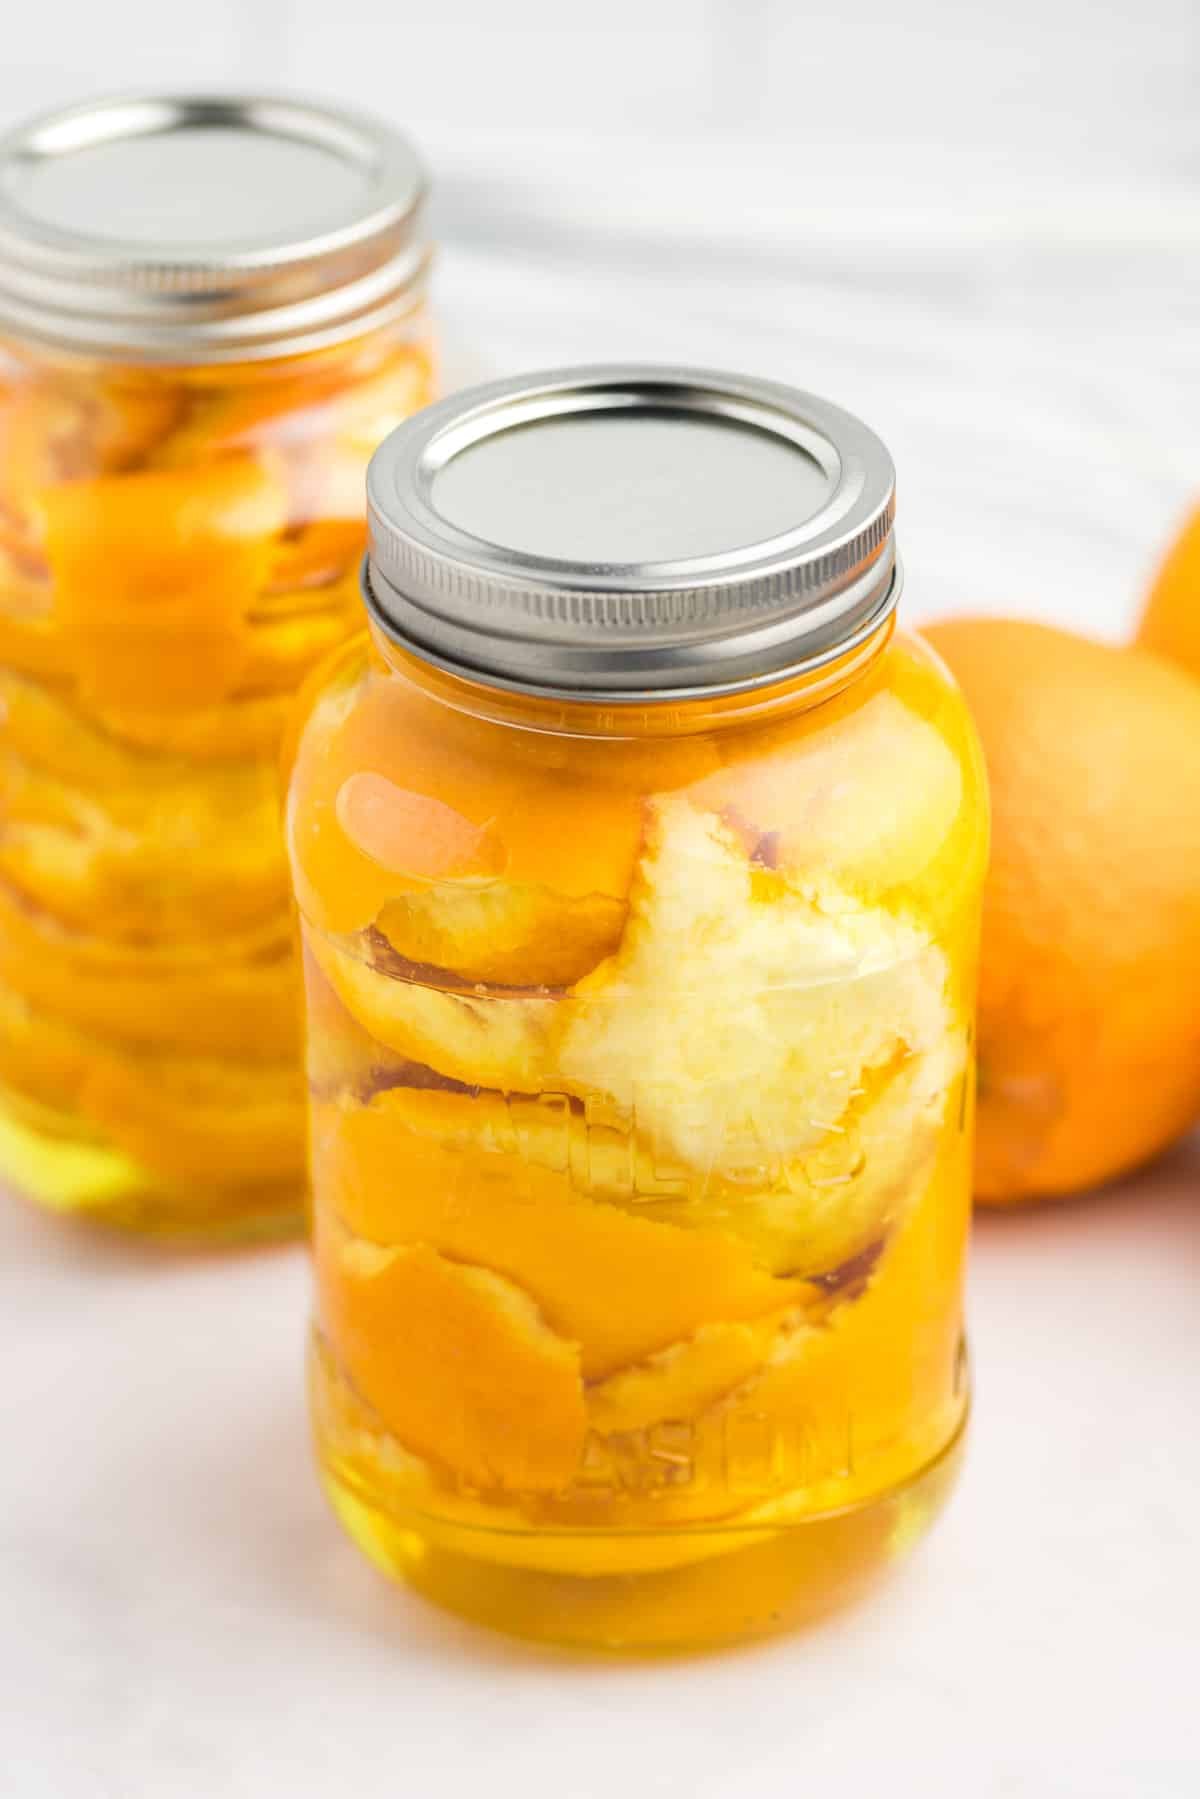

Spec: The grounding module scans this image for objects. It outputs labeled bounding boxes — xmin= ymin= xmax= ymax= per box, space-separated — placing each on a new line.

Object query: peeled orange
xmin=924 ymin=617 xmax=1200 ymax=1203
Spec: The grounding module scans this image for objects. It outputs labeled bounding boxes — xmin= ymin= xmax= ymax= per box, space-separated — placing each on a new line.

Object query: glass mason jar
xmin=0 ymin=95 xmax=435 ymax=1240
xmin=287 ymin=368 xmax=989 ymax=1649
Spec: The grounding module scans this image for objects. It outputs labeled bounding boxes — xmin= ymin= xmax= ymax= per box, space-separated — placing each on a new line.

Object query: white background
xmin=2 ymin=5 xmax=1199 ymax=1796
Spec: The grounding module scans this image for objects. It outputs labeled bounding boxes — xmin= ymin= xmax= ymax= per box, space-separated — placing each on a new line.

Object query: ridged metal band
xmin=364 ymin=551 xmax=902 ymax=703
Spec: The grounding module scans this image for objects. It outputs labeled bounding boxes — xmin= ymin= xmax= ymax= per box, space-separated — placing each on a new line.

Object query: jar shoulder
xmin=287 ymin=625 xmax=989 ymax=940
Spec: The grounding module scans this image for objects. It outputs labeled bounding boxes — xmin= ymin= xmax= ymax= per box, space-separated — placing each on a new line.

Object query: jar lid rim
xmin=0 ymin=92 xmax=429 ymax=361
xmin=365 ymin=364 xmax=899 ymax=699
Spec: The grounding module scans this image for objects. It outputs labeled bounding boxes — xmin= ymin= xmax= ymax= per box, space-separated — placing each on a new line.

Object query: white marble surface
xmin=3 ymin=10 xmax=1200 ymax=1792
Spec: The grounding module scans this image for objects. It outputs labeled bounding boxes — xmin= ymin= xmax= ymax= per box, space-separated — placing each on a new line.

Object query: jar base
xmin=317 ymin=1421 xmax=966 ymax=1654
xmin=0 ymin=1083 xmax=304 ymax=1246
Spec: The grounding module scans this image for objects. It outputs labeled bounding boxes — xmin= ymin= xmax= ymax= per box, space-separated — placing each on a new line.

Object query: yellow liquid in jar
xmin=289 ymin=626 xmax=987 ymax=1645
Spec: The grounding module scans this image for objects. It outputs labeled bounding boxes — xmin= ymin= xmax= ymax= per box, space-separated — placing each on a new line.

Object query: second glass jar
xmin=0 ymin=94 xmax=436 ymax=1239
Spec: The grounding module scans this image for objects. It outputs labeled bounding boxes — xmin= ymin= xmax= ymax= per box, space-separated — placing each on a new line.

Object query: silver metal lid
xmin=365 ymin=365 xmax=899 ymax=700
xmin=0 ymin=93 xmax=429 ymax=361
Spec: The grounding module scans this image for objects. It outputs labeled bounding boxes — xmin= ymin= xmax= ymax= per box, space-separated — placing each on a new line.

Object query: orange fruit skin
xmin=924 ymin=617 xmax=1200 ymax=1203
xmin=1137 ymin=504 xmax=1200 ymax=679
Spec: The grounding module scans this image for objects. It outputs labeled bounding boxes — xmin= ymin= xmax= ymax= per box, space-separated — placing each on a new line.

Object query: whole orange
xmin=924 ymin=617 xmax=1200 ymax=1203
xmin=1137 ymin=504 xmax=1200 ymax=678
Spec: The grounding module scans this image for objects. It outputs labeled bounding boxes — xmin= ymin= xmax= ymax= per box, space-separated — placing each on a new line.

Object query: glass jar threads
xmin=0 ymin=94 xmax=435 ymax=1240
xmin=287 ymin=366 xmax=989 ymax=1648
